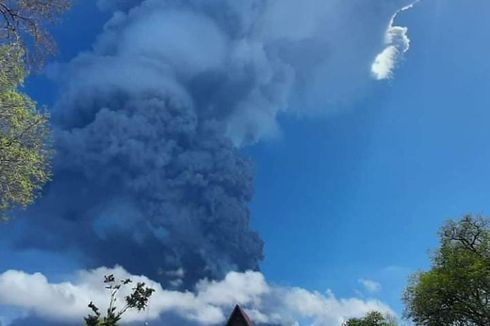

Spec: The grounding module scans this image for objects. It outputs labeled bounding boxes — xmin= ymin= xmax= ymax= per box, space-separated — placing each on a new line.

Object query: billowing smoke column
xmin=12 ymin=0 xmax=416 ymax=287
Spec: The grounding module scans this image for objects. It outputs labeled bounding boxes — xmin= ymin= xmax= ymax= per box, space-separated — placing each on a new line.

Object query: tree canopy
xmin=0 ymin=44 xmax=52 ymax=219
xmin=403 ymin=215 xmax=490 ymax=325
xmin=344 ymin=311 xmax=398 ymax=326
xmin=0 ymin=0 xmax=70 ymax=66
xmin=0 ymin=1 xmax=70 ymax=219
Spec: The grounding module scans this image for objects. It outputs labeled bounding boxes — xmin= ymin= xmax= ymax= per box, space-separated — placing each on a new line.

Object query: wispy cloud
xmin=371 ymin=1 xmax=420 ymax=80
xmin=358 ymin=278 xmax=382 ymax=294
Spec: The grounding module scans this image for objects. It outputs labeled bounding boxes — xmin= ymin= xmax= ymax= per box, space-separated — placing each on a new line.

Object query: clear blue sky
xmin=2 ymin=0 xmax=490 ymax=323
xmin=248 ymin=0 xmax=490 ymax=313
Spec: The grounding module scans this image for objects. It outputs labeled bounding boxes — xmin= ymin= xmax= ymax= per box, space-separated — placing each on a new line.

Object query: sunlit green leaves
xmin=344 ymin=311 xmax=398 ymax=326
xmin=403 ymin=216 xmax=490 ymax=326
xmin=0 ymin=44 xmax=52 ymax=219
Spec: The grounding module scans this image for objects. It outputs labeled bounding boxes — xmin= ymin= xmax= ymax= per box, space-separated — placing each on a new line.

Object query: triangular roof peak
xmin=226 ymin=305 xmax=253 ymax=326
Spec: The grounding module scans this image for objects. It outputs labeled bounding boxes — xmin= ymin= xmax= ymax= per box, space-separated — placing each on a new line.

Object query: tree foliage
xmin=344 ymin=311 xmax=398 ymax=326
xmin=403 ymin=215 xmax=490 ymax=325
xmin=0 ymin=0 xmax=70 ymax=66
xmin=84 ymin=274 xmax=155 ymax=326
xmin=0 ymin=44 xmax=52 ymax=219
xmin=0 ymin=0 xmax=69 ymax=218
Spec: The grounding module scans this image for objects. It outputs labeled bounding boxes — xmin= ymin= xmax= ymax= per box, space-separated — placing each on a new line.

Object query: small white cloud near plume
xmin=0 ymin=266 xmax=394 ymax=325
xmin=371 ymin=1 xmax=419 ymax=80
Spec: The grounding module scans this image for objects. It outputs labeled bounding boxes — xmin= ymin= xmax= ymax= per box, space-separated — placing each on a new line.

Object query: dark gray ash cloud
xmin=8 ymin=0 xmax=417 ymax=287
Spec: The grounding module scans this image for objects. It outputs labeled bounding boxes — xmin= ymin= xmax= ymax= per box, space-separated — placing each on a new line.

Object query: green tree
xmin=0 ymin=44 xmax=52 ymax=220
xmin=84 ymin=274 xmax=155 ymax=326
xmin=0 ymin=1 xmax=69 ymax=219
xmin=344 ymin=311 xmax=398 ymax=326
xmin=0 ymin=0 xmax=70 ymax=66
xmin=403 ymin=215 xmax=490 ymax=325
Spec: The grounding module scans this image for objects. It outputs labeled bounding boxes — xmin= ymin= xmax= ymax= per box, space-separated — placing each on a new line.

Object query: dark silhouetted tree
xmin=84 ymin=274 xmax=155 ymax=326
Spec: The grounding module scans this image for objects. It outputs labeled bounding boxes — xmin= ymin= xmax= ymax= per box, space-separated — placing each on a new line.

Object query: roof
xmin=226 ymin=305 xmax=253 ymax=326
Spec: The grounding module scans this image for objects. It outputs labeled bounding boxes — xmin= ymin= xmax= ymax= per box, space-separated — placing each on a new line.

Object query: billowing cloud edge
xmin=0 ymin=266 xmax=394 ymax=325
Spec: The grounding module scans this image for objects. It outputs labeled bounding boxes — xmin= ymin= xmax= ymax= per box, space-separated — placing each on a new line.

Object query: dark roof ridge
xmin=225 ymin=304 xmax=254 ymax=326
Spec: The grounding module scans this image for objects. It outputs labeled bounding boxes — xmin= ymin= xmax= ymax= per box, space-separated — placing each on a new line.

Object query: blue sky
xmin=2 ymin=0 xmax=490 ymax=324
xmin=251 ymin=0 xmax=490 ymax=312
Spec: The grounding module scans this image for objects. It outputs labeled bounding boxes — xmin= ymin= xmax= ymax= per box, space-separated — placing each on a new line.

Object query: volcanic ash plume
xmin=11 ymin=0 xmax=417 ymax=287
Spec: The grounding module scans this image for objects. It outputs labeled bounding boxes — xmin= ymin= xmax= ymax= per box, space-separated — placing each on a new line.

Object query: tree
xmin=0 ymin=0 xmax=70 ymax=66
xmin=84 ymin=274 xmax=155 ymax=326
xmin=403 ymin=215 xmax=490 ymax=325
xmin=344 ymin=311 xmax=398 ymax=326
xmin=0 ymin=0 xmax=70 ymax=219
xmin=0 ymin=44 xmax=52 ymax=220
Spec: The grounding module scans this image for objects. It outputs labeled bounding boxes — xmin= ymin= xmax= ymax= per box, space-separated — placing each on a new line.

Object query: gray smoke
xmin=11 ymin=0 xmax=416 ymax=287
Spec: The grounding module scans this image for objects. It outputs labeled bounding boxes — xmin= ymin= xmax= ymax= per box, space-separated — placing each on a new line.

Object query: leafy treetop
xmin=0 ymin=0 xmax=70 ymax=67
xmin=343 ymin=311 xmax=398 ymax=326
xmin=403 ymin=215 xmax=490 ymax=326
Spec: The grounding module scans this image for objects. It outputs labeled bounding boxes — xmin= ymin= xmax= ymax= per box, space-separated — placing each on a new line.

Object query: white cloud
xmin=0 ymin=266 xmax=394 ymax=325
xmin=358 ymin=278 xmax=382 ymax=293
xmin=371 ymin=1 xmax=419 ymax=80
